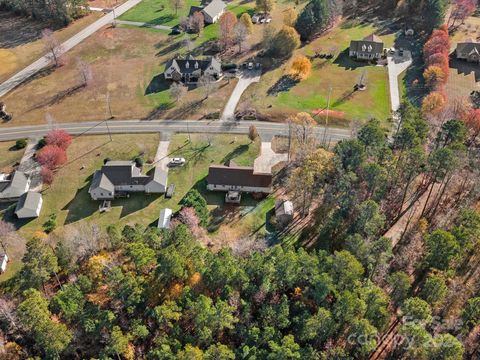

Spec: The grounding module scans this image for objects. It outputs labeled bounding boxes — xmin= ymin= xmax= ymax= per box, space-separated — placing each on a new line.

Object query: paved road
xmin=221 ymin=71 xmax=261 ymax=121
xmin=115 ymin=20 xmax=172 ymax=31
xmin=0 ymin=119 xmax=352 ymax=143
xmin=0 ymin=0 xmax=143 ymax=99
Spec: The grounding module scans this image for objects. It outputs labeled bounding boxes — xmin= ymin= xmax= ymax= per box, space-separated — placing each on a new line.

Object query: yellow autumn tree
xmin=239 ymin=13 xmax=253 ymax=34
xmin=283 ymin=7 xmax=298 ymax=26
xmin=289 ymin=55 xmax=312 ymax=80
xmin=423 ymin=65 xmax=446 ymax=89
xmin=422 ymin=91 xmax=446 ymax=115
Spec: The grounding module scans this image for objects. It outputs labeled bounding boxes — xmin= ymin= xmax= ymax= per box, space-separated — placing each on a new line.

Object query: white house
xmin=15 ymin=191 xmax=43 ymax=219
xmin=202 ymin=0 xmax=226 ymax=23
xmin=158 ymin=208 xmax=173 ymax=229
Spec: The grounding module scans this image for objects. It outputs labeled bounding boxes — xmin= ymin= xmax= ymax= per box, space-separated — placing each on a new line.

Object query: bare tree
xmin=42 ymin=29 xmax=64 ymax=67
xmin=63 ymin=222 xmax=105 ymax=262
xmin=169 ymin=82 xmax=187 ymax=103
xmin=233 ymin=22 xmax=249 ymax=53
xmin=0 ymin=220 xmax=15 ymax=253
xmin=169 ymin=0 xmax=185 ymax=15
xmin=191 ymin=11 xmax=205 ymax=34
xmin=198 ymin=74 xmax=218 ymax=99
xmin=76 ymin=58 xmax=93 ymax=87
xmin=0 ymin=296 xmax=18 ymax=331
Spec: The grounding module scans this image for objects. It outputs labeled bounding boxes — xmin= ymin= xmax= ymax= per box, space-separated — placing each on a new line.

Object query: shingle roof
xmin=15 ymin=191 xmax=42 ymax=212
xmin=0 ymin=171 xmax=29 ymax=199
xmin=166 ymin=57 xmax=221 ymax=75
xmin=89 ymin=170 xmax=114 ymax=193
xmin=101 ymin=161 xmax=150 ymax=186
xmin=363 ymin=34 xmax=382 ymax=43
xmin=149 ymin=167 xmax=168 ymax=186
xmin=350 ymin=33 xmax=384 ymax=54
xmin=202 ymin=0 xmax=226 ymax=18
xmin=456 ymin=40 xmax=480 ymax=54
xmin=207 ymin=165 xmax=272 ymax=188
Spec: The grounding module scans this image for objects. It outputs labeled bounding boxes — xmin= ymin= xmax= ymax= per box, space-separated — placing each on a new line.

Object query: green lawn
xmin=242 ymin=22 xmax=396 ymax=126
xmin=119 ymin=0 xmax=201 ymax=26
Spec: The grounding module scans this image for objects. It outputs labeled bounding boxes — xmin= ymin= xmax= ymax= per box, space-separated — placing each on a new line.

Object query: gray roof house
xmin=88 ymin=161 xmax=167 ymax=201
xmin=456 ymin=39 xmax=480 ymax=63
xmin=0 ymin=171 xmax=30 ymax=202
xmin=15 ymin=191 xmax=43 ymax=219
xmin=202 ymin=0 xmax=226 ymax=23
xmin=164 ymin=55 xmax=222 ymax=84
xmin=349 ymin=34 xmax=384 ymax=60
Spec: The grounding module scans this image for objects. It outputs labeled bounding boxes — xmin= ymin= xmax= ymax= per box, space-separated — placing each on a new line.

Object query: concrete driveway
xmin=153 ymin=133 xmax=171 ymax=171
xmin=387 ymin=49 xmax=412 ymax=113
xmin=253 ymin=141 xmax=288 ymax=174
xmin=221 ymin=70 xmax=261 ymax=121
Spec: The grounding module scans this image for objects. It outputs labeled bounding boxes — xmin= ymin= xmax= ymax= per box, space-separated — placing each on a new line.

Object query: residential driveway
xmin=387 ymin=50 xmax=412 ymax=112
xmin=18 ymin=139 xmax=43 ymax=191
xmin=253 ymin=141 xmax=288 ymax=174
xmin=153 ymin=133 xmax=171 ymax=171
xmin=221 ymin=70 xmax=261 ymax=121
xmin=115 ymin=20 xmax=172 ymax=31
xmin=0 ymin=0 xmax=143 ymax=98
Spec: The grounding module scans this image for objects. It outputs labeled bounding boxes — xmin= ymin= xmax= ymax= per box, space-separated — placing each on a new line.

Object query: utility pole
xmin=287 ymin=119 xmax=292 ymax=162
xmin=322 ymin=86 xmax=332 ymax=147
xmin=186 ymin=120 xmax=191 ymax=143
xmin=105 ymin=92 xmax=113 ymax=142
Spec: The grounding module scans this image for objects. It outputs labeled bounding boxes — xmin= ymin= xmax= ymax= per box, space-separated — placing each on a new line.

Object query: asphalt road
xmin=0 ymin=120 xmax=352 ymax=143
xmin=0 ymin=0 xmax=143 ymax=98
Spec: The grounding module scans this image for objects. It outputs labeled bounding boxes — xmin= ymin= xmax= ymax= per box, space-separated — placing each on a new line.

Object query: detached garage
xmin=15 ymin=191 xmax=43 ymax=219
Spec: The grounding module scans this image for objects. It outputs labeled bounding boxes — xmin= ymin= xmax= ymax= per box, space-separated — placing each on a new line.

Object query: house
xmin=88 ymin=160 xmax=167 ymax=200
xmin=15 ymin=191 xmax=43 ymax=219
xmin=349 ymin=34 xmax=384 ymax=61
xmin=456 ymin=40 xmax=480 ymax=63
xmin=275 ymin=200 xmax=294 ymax=225
xmin=158 ymin=208 xmax=173 ymax=229
xmin=0 ymin=171 xmax=30 ymax=202
xmin=207 ymin=161 xmax=273 ymax=203
xmin=202 ymin=0 xmax=226 ymax=24
xmin=164 ymin=55 xmax=222 ymax=84
xmin=0 ymin=254 xmax=8 ymax=273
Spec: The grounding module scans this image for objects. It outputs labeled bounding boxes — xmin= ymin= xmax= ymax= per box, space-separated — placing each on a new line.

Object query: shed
xmin=0 ymin=254 xmax=8 ymax=273
xmin=158 ymin=208 xmax=173 ymax=229
xmin=202 ymin=0 xmax=226 ymax=23
xmin=15 ymin=191 xmax=43 ymax=218
xmin=275 ymin=200 xmax=294 ymax=225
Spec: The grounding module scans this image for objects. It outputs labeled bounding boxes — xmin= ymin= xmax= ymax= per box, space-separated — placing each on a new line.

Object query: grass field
xmin=0 ymin=141 xmax=24 ymax=172
xmin=0 ymin=12 xmax=102 ymax=83
xmin=1 ymin=26 xmax=238 ymax=127
xmin=240 ymin=22 xmax=395 ymax=126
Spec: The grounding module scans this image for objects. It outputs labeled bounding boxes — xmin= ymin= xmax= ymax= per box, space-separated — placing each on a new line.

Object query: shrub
xmin=15 ymin=139 xmax=27 ymax=149
xmin=37 ymin=138 xmax=47 ymax=148
xmin=180 ymin=189 xmax=209 ymax=227
xmin=221 ymin=63 xmax=237 ymax=70
xmin=43 ymin=213 xmax=57 ymax=234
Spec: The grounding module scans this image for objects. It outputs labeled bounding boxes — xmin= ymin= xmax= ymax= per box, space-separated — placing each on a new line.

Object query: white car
xmin=265 ymin=18 xmax=272 ymax=23
xmin=168 ymin=157 xmax=186 ymax=167
xmin=247 ymin=62 xmax=254 ymax=70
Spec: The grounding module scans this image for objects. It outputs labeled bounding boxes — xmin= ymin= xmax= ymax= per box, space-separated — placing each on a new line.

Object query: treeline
xmin=0 ymin=0 xmax=89 ymax=25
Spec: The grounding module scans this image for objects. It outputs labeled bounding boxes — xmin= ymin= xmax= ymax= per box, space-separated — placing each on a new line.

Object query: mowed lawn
xmin=241 ymin=22 xmax=395 ymax=126
xmin=1 ymin=26 xmax=238 ymax=127
xmin=0 ymin=11 xmax=102 ymax=83
xmin=0 ymin=141 xmax=24 ymax=172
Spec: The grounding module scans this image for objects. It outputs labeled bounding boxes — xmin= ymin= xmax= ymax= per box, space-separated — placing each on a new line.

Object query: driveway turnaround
xmin=0 ymin=0 xmax=143 ymax=98
xmin=0 ymin=120 xmax=352 ymax=143
xmin=221 ymin=71 xmax=261 ymax=121
xmin=253 ymin=142 xmax=288 ymax=174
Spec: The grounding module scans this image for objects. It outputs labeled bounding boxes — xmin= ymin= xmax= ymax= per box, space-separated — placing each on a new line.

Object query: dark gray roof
xmin=207 ymin=164 xmax=272 ymax=188
xmin=15 ymin=191 xmax=42 ymax=212
xmin=188 ymin=5 xmax=204 ymax=17
xmin=456 ymin=40 xmax=480 ymax=54
xmin=101 ymin=161 xmax=150 ymax=186
xmin=149 ymin=167 xmax=168 ymax=186
xmin=350 ymin=34 xmax=384 ymax=54
xmin=0 ymin=171 xmax=29 ymax=199
xmin=166 ymin=57 xmax=221 ymax=75
xmin=89 ymin=170 xmax=114 ymax=193
xmin=202 ymin=0 xmax=226 ymax=18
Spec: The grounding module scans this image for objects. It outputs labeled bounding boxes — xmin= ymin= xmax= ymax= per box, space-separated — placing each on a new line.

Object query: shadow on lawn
xmin=118 ymin=193 xmax=161 ymax=218
xmin=221 ymin=144 xmax=249 ymax=165
xmin=145 ymin=74 xmax=169 ymax=95
xmin=334 ymin=49 xmax=371 ymax=70
xmin=29 ymin=83 xmax=85 ymax=111
xmin=63 ymin=183 xmax=99 ymax=225
xmin=147 ymin=15 xmax=175 ymax=26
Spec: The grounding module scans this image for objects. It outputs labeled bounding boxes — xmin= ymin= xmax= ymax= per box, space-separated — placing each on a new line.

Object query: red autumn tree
xmin=36 ymin=145 xmax=67 ymax=169
xmin=426 ymin=53 xmax=449 ymax=74
xmin=45 ymin=129 xmax=72 ymax=150
xmin=218 ymin=11 xmax=237 ymax=49
xmin=40 ymin=166 xmax=54 ymax=185
xmin=449 ymin=0 xmax=477 ymax=27
xmin=424 ymin=26 xmax=450 ymax=60
xmin=461 ymin=108 xmax=480 ymax=140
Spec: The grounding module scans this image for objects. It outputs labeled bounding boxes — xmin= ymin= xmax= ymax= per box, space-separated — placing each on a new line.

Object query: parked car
xmin=168 ymin=158 xmax=186 ymax=167
xmin=170 ymin=27 xmax=181 ymax=35
xmin=247 ymin=62 xmax=254 ymax=70
xmin=165 ymin=184 xmax=176 ymax=198
xmin=265 ymin=18 xmax=272 ymax=23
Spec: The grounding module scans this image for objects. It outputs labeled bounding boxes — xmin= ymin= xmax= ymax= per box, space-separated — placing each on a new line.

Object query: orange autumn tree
xmin=422 ymin=91 xmax=446 ymax=115
xmin=289 ymin=55 xmax=312 ymax=80
xmin=218 ymin=11 xmax=237 ymax=49
xmin=423 ymin=65 xmax=446 ymax=89
xmin=461 ymin=108 xmax=480 ymax=141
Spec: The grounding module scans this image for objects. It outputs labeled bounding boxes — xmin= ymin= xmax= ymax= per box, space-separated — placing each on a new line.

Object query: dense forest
xmin=0 ymin=101 xmax=479 ymax=359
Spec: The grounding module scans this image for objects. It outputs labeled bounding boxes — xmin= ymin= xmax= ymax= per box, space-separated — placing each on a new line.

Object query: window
xmin=186 ymin=62 xmax=189 ymax=69
xmin=194 ymin=62 xmax=199 ymax=69
xmin=368 ymin=45 xmax=372 ymax=52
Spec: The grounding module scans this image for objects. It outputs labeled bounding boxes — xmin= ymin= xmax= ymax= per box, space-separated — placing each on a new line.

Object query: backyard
xmin=240 ymin=22 xmax=395 ymax=126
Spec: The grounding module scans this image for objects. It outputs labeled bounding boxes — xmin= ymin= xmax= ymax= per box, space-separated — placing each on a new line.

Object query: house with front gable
xmin=456 ymin=39 xmax=480 ymax=63
xmin=164 ymin=55 xmax=222 ymax=84
xmin=349 ymin=34 xmax=384 ymax=61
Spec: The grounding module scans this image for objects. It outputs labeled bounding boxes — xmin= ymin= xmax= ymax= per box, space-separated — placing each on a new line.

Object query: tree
xmin=43 ymin=213 xmax=57 ymax=233
xmin=299 ymin=307 xmax=336 ymax=344
xmin=239 ymin=13 xmax=254 ymax=34
xmin=462 ymin=297 xmax=480 ymax=329
xmin=289 ymin=55 xmax=312 ymax=80
xmin=19 ymin=237 xmax=59 ymax=290
xmin=40 ymin=166 xmax=54 ymax=185
xmin=50 ymin=283 xmax=85 ymax=323
xmin=420 ymin=273 xmax=448 ymax=307
xmin=107 ymin=326 xmax=132 ymax=359
xmin=436 ymin=119 xmax=467 ymax=147
xmin=45 ymin=129 xmax=72 ymax=150
xmin=205 ymin=343 xmax=235 ymax=359
xmin=353 ymin=200 xmax=385 ymax=239
xmin=283 ymin=7 xmax=298 ymax=26
xmin=399 ymin=323 xmax=432 ymax=359
xmin=433 ymin=333 xmax=464 ymax=360
xmin=41 ymin=29 xmax=64 ymax=67
xmin=36 ymin=144 xmax=67 ymax=169
xmin=268 ymin=335 xmax=301 ymax=360
xmin=387 ymin=271 xmax=411 ymax=304
xmin=290 ymin=112 xmax=317 ymax=159
xmin=401 ymin=297 xmax=432 ymax=324
xmin=233 ymin=22 xmax=249 ymax=52
xmin=425 ymin=229 xmax=460 ymax=271
xmin=421 ymin=91 xmax=446 ymax=115
xmin=0 ymin=220 xmax=15 ymax=253
xmin=218 ymin=11 xmax=237 ymax=49
xmin=269 ymin=26 xmax=300 ymax=58
xmin=170 ymin=82 xmax=187 ymax=103
xmin=191 ymin=11 xmax=205 ymax=34
xmin=15 ymin=139 xmax=27 ymax=149
xmin=461 ymin=108 xmax=480 ymax=142
xmin=198 ymin=75 xmax=218 ymax=100
xmin=256 ymin=0 xmax=275 ymax=14
xmin=181 ymin=189 xmax=209 ymax=226
xmin=424 ymin=0 xmax=449 ymax=31
xmin=423 ymin=65 xmax=446 ymax=89
xmin=178 ymin=207 xmax=200 ymax=231
xmin=295 ymin=0 xmax=330 ymax=40
xmin=76 ymin=57 xmax=93 ymax=87
xmin=248 ymin=125 xmax=259 ymax=142
xmin=347 ymin=319 xmax=378 ymax=357
xmin=449 ymin=0 xmax=477 ymax=27
xmin=169 ymin=0 xmax=184 ymax=15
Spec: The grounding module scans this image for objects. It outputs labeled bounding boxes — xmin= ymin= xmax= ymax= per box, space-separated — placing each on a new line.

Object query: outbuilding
xmin=158 ymin=208 xmax=173 ymax=229
xmin=0 ymin=254 xmax=8 ymax=274
xmin=275 ymin=200 xmax=294 ymax=225
xmin=15 ymin=191 xmax=43 ymax=219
